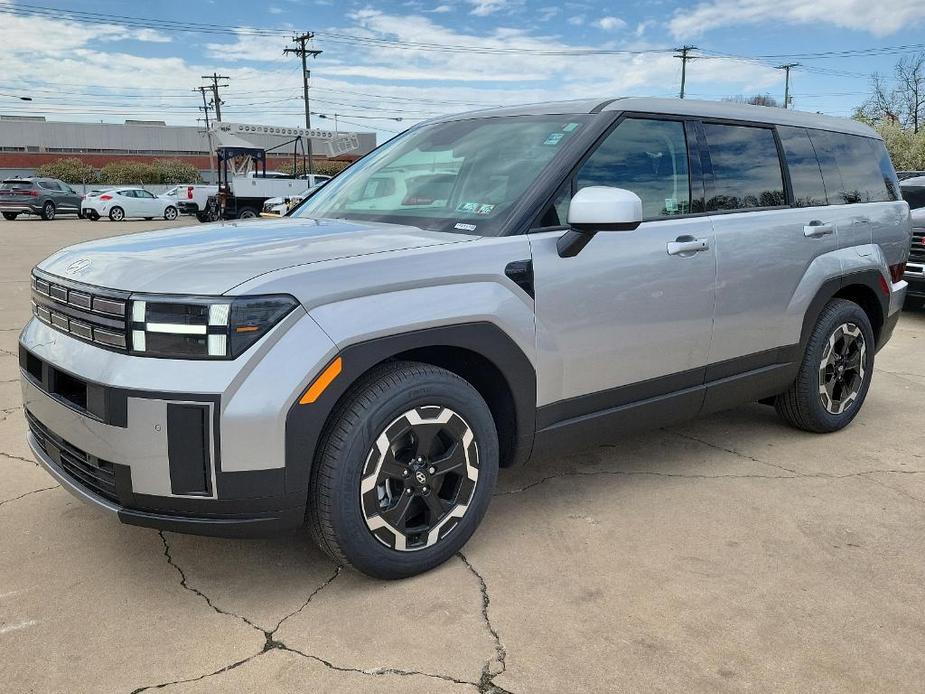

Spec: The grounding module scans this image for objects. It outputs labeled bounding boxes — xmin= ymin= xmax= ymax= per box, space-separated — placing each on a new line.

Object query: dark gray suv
xmin=0 ymin=177 xmax=83 ymax=220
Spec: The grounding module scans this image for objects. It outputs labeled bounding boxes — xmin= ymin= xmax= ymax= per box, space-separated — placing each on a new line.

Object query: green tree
xmin=153 ymin=159 xmax=203 ymax=184
xmin=98 ymin=161 xmax=162 ymax=185
xmin=34 ymin=157 xmax=98 ymax=184
xmin=279 ymin=159 xmax=351 ymax=178
xmin=870 ymin=122 xmax=925 ymax=171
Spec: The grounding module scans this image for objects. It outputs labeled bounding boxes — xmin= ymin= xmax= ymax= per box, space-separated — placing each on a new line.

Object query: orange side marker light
xmin=299 ymin=357 xmax=342 ymax=405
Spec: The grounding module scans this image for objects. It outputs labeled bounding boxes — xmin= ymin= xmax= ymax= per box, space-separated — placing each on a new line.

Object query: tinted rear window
xmin=807 ymin=130 xmax=894 ymax=204
xmin=703 ymin=123 xmax=785 ymax=210
xmin=778 ymin=126 xmax=828 ymax=207
xmin=903 ymin=186 xmax=925 ymax=210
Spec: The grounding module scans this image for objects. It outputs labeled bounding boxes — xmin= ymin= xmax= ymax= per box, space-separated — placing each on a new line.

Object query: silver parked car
xmin=20 ymin=98 xmax=911 ymax=578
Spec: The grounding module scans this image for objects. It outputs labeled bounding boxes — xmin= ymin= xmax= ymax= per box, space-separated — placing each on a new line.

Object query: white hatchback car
xmin=82 ymin=187 xmax=179 ymax=222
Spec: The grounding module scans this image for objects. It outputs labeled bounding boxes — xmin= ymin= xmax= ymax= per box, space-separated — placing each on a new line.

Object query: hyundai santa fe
xmin=19 ymin=98 xmax=912 ymax=578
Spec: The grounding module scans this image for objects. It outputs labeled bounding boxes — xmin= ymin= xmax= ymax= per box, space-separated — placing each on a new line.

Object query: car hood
xmin=38 ymin=217 xmax=475 ymax=294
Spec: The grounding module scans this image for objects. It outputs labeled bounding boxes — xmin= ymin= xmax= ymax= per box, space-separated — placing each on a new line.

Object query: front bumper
xmin=20 ymin=305 xmax=339 ymax=537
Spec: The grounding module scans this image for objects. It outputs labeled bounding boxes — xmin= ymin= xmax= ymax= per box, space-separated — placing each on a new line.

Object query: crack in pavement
xmin=457 ymin=552 xmax=512 ymax=694
xmin=670 ymin=430 xmax=801 ymax=475
xmin=134 ymin=533 xmax=478 ymax=692
xmin=1 ymin=451 xmax=38 ymax=467
xmin=0 ymin=484 xmax=58 ymax=509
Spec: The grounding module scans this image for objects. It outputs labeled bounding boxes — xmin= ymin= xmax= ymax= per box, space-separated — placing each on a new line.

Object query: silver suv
xmin=20 ymin=98 xmax=912 ymax=578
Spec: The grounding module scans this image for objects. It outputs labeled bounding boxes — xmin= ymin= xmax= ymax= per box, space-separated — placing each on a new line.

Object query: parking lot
xmin=1 ymin=217 xmax=924 ymax=693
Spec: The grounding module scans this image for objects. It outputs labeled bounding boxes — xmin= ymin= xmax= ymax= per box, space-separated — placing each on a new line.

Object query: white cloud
xmin=596 ymin=16 xmax=626 ymax=31
xmin=669 ymin=0 xmax=925 ymax=37
xmin=469 ymin=0 xmax=505 ymax=16
xmin=430 ymin=4 xmax=453 ymax=11
xmin=567 ymin=15 xmax=584 ymax=26
xmin=635 ymin=20 xmax=655 ymax=37
xmin=268 ymin=6 xmax=284 ymax=14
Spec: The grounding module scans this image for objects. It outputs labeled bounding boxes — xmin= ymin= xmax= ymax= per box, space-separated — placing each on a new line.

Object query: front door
xmin=529 ymin=117 xmax=716 ymax=432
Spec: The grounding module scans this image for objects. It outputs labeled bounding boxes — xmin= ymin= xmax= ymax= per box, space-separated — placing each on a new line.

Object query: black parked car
xmin=0 ymin=177 xmax=83 ymax=221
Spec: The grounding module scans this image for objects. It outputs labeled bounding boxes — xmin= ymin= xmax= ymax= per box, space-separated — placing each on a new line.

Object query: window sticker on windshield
xmin=455 ymin=222 xmax=477 ymax=231
xmin=456 ymin=201 xmax=479 ymax=213
xmin=562 ymin=122 xmax=579 ymax=132
xmin=476 ymin=203 xmax=494 ymax=215
xmin=543 ymin=133 xmax=565 ymax=146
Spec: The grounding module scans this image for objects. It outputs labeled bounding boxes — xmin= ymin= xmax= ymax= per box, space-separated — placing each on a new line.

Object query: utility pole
xmin=195 ymin=86 xmax=217 ymax=181
xmin=201 ymin=72 xmax=229 ymax=121
xmin=674 ymin=45 xmax=697 ymax=99
xmin=775 ymin=63 xmax=800 ymax=109
xmin=284 ymin=32 xmax=322 ymax=175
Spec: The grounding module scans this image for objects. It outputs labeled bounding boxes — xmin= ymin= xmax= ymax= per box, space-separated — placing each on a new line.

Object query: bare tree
xmin=859 ymin=54 xmax=925 ymax=133
xmin=722 ymin=94 xmax=780 ymax=108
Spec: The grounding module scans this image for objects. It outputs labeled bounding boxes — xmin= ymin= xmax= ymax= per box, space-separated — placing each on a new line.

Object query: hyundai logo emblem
xmin=415 ymin=471 xmax=427 ymax=484
xmin=65 ymin=258 xmax=91 ymax=275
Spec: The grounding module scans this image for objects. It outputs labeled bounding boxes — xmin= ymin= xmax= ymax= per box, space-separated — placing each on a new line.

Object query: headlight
xmin=129 ymin=294 xmax=298 ymax=359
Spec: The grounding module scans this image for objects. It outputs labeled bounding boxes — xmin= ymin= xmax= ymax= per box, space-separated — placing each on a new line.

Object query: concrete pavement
xmin=1 ymin=217 xmax=924 ymax=693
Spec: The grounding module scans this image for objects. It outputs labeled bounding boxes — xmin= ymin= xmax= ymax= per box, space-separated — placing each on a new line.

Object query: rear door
xmin=703 ymin=121 xmax=835 ymax=388
xmin=57 ymin=182 xmax=82 ymax=214
xmin=529 ymin=116 xmax=716 ymax=426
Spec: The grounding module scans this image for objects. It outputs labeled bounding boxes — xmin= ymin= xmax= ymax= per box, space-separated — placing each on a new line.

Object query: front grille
xmin=26 ymin=409 xmax=118 ymax=502
xmin=911 ymin=229 xmax=925 ymax=263
xmin=31 ymin=271 xmax=129 ymax=351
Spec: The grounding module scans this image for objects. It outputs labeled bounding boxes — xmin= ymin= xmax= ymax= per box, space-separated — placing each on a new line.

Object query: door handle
xmin=803 ymin=220 xmax=835 ymax=238
xmin=667 ymin=236 xmax=710 ymax=256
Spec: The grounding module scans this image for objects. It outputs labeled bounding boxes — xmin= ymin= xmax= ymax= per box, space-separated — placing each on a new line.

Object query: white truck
xmin=200 ymin=122 xmax=359 ymax=222
xmin=175 ymin=185 xmax=219 ymax=221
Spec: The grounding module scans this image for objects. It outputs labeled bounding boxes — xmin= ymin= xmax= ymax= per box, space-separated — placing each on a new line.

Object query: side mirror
xmin=557 ymin=186 xmax=643 ymax=258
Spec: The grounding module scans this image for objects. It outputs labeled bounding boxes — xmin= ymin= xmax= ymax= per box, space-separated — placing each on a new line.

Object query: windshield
xmin=291 ymin=115 xmax=589 ymax=235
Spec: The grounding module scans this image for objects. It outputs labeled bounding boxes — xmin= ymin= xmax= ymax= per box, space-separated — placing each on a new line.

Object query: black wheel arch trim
xmin=799 ymin=269 xmax=890 ymax=352
xmin=284 ymin=322 xmax=537 ymax=495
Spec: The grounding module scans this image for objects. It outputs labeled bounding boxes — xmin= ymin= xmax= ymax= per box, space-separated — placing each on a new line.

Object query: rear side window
xmin=703 ymin=123 xmax=785 ymax=210
xmin=37 ymin=181 xmax=60 ymax=191
xmin=807 ymin=130 xmax=894 ymax=204
xmin=576 ymin=118 xmax=692 ymax=219
xmin=777 ymin=126 xmax=828 ymax=207
xmin=903 ymin=185 xmax=925 ymax=210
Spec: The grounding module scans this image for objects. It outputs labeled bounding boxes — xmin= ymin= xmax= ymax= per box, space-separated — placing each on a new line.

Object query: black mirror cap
xmin=556 ymin=220 xmax=642 ymax=258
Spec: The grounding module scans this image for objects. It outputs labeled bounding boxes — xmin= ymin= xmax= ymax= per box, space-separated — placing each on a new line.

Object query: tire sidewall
xmin=164 ymin=206 xmax=178 ymax=220
xmin=109 ymin=207 xmax=124 ymax=221
xmin=42 ymin=202 xmax=55 ymax=220
xmin=322 ymin=372 xmax=499 ymax=579
xmin=804 ymin=301 xmax=875 ymax=430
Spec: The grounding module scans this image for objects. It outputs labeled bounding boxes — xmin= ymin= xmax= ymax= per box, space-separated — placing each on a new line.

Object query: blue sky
xmin=1 ymin=0 xmax=925 ymax=141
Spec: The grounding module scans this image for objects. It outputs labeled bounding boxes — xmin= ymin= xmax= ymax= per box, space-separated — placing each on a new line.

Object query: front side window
xmin=291 ymin=115 xmax=588 ymax=236
xmin=778 ymin=126 xmax=828 ymax=207
xmin=703 ymin=123 xmax=785 ymax=210
xmin=576 ymin=118 xmax=692 ymax=219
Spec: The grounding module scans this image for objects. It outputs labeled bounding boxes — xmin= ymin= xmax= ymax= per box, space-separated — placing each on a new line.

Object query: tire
xmin=87 ymin=211 xmax=100 ymax=221
xmin=41 ymin=201 xmax=55 ymax=221
xmin=195 ymin=212 xmax=210 ymax=223
xmin=309 ymin=361 xmax=499 ymax=579
xmin=237 ymin=207 xmax=258 ymax=219
xmin=108 ymin=206 xmax=125 ymax=222
xmin=163 ymin=206 xmax=178 ymax=221
xmin=1 ymin=212 xmax=17 ymax=221
xmin=775 ymin=298 xmax=875 ymax=433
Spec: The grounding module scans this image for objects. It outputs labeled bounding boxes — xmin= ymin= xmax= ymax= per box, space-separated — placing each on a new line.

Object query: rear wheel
xmin=87 ymin=211 xmax=100 ymax=221
xmin=108 ymin=206 xmax=125 ymax=222
xmin=237 ymin=207 xmax=258 ymax=219
xmin=164 ymin=206 xmax=178 ymax=221
xmin=1 ymin=212 xmax=17 ymax=221
xmin=41 ymin=201 xmax=55 ymax=221
xmin=309 ymin=361 xmax=499 ymax=579
xmin=775 ymin=298 xmax=874 ymax=433
xmin=195 ymin=212 xmax=210 ymax=223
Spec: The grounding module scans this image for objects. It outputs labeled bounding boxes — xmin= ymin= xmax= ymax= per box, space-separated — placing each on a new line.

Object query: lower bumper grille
xmin=26 ymin=409 xmax=118 ymax=503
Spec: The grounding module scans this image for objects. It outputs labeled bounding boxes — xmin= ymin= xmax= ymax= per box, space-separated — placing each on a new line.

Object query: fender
xmin=798 ymin=269 xmax=889 ymax=355
xmin=283 ymin=322 xmax=537 ymax=495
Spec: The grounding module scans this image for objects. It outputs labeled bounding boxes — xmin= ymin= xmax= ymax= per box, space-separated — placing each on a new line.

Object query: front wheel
xmin=163 ymin=206 xmax=178 ymax=221
xmin=41 ymin=201 xmax=55 ymax=221
xmin=108 ymin=206 xmax=125 ymax=222
xmin=1 ymin=212 xmax=17 ymax=221
xmin=775 ymin=298 xmax=875 ymax=433
xmin=309 ymin=361 xmax=499 ymax=579
xmin=237 ymin=207 xmax=258 ymax=219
